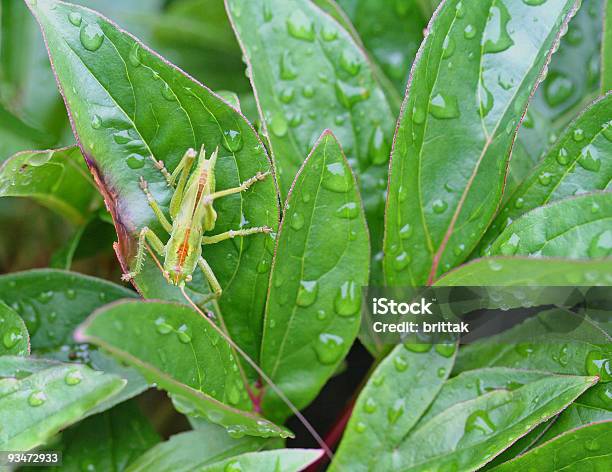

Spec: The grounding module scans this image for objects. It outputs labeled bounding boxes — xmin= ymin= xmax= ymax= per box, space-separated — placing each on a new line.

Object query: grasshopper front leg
xmin=202 ymin=226 xmax=272 ymax=245
xmin=197 ymin=257 xmax=223 ymax=303
xmin=202 ymin=171 xmax=270 ymax=205
xmin=121 ymin=226 xmax=167 ymax=282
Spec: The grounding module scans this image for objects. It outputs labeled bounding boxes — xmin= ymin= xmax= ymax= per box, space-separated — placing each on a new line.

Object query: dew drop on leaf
xmin=573 ymin=128 xmax=585 ymax=142
xmin=28 ymin=390 xmax=47 ymax=407
xmin=522 ymin=0 xmax=548 ymax=6
xmin=465 ymin=410 xmax=496 ymax=434
xmin=129 ymin=43 xmax=142 ymax=67
xmin=585 ymin=350 xmax=611 ymax=382
xmin=399 ymin=223 xmax=412 ymax=240
xmin=483 ymin=4 xmax=514 ymax=54
xmin=339 ymin=50 xmax=361 ymax=76
xmin=355 ymin=422 xmax=367 ymax=433
xmin=302 ymin=85 xmax=315 ymax=98
xmin=126 ymin=154 xmax=145 ymax=169
xmin=393 ymin=251 xmax=411 ymax=271
xmin=432 ymin=199 xmax=448 ymax=213
xmin=336 ymin=202 xmax=359 ymax=219
xmin=224 ymin=460 xmax=243 ymax=472
xmin=463 ymin=24 xmax=476 ymax=39
xmin=68 ymin=11 xmax=82 ymax=27
xmin=270 ymin=114 xmax=288 ymax=137
xmin=286 ymin=11 xmax=315 ymax=42
xmin=155 ymin=317 xmax=173 ymax=335
xmin=514 ymin=197 xmax=524 ymax=209
xmin=588 ymin=230 xmax=612 ymax=258
xmin=64 ymin=369 xmax=83 ymax=386
xmin=222 ymin=129 xmax=243 ymax=152
xmin=314 ymin=333 xmax=344 ymax=364
xmin=577 ymin=144 xmax=601 ymax=172
xmin=290 ymin=212 xmax=304 ymax=230
xmin=499 ymin=233 xmax=520 ymax=255
xmin=279 ymin=51 xmax=298 ymax=80
xmin=279 ymin=87 xmax=295 ymax=104
xmin=556 ymin=147 xmax=569 ymax=165
xmin=544 ymin=72 xmax=575 ymax=107
xmin=538 ymin=172 xmax=552 ymax=185
xmin=387 ymin=399 xmax=405 ymax=424
xmin=442 ymin=36 xmax=455 ymax=59
xmin=335 ymin=80 xmax=370 ymax=109
xmin=2 ymin=328 xmax=22 ymax=349
xmin=176 ymin=324 xmax=192 ymax=343
xmin=435 ymin=341 xmax=456 ymax=358
xmin=429 ymin=93 xmax=459 ymax=120
xmin=393 ymin=355 xmax=408 ymax=372
xmin=364 ymin=397 xmax=377 ymax=413
xmin=322 ymin=162 xmax=351 ymax=193
xmin=297 ymin=280 xmax=319 ymax=307
xmin=334 ymin=280 xmax=361 ymax=317
xmin=79 ymin=23 xmax=104 ymax=52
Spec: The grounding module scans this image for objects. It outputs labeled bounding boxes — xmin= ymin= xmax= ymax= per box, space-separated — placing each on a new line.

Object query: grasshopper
xmin=121 ymin=145 xmax=271 ymax=300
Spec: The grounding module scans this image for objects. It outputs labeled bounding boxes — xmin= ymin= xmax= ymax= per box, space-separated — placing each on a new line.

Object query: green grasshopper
xmin=121 ymin=145 xmax=271 ymax=300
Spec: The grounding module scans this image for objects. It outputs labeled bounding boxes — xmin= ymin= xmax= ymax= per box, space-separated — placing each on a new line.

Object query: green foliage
xmin=0 ymin=0 xmax=610 ymax=468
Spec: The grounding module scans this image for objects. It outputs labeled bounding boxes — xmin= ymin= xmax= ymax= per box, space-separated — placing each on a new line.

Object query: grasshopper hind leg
xmin=197 ymin=257 xmax=223 ymax=303
xmin=122 ymin=226 xmax=167 ymax=282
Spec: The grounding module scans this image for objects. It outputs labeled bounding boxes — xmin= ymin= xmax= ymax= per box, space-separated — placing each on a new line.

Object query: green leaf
xmin=0 ymin=269 xmax=146 ymax=412
xmin=453 ymin=308 xmax=611 ymax=378
xmin=481 ymin=93 xmax=612 ymax=251
xmin=384 ymin=0 xmax=580 ymax=285
xmin=28 ymin=0 xmax=279 ymax=362
xmin=76 ymin=299 xmax=291 ymax=438
xmin=197 ymin=449 xmax=322 ymax=472
xmin=34 ymin=401 xmax=160 ymax=472
xmin=536 ymin=399 xmax=612 ymax=444
xmin=260 ymin=131 xmax=369 ymax=421
xmin=490 ymin=420 xmax=612 ymax=471
xmin=336 ymin=0 xmax=428 ymax=90
xmin=226 ymin=0 xmax=397 ymax=283
xmin=515 ymin=0 xmax=604 ymax=164
xmin=390 ymin=374 xmax=597 ymax=471
xmin=0 ymin=300 xmax=29 ymax=356
xmin=330 ymin=344 xmax=457 ymax=472
xmin=0 ymin=356 xmax=125 ymax=451
xmin=488 ymin=192 xmax=612 ymax=259
xmin=0 ymin=146 xmax=100 ymax=224
xmin=435 ymin=256 xmax=612 ymax=285
xmin=127 ymin=421 xmax=267 ymax=472
xmin=0 ymin=103 xmax=55 ymax=161
xmin=604 ymin=0 xmax=612 ymax=92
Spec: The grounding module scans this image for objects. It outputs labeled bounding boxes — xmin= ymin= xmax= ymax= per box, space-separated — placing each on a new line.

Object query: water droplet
xmin=602 ymin=121 xmax=612 ymax=141
xmin=321 ymin=25 xmax=338 ymax=41
xmin=514 ymin=197 xmax=524 ymax=209
xmin=369 ymin=126 xmax=389 ymax=165
xmin=523 ymin=0 xmax=548 ymax=6
xmin=38 ymin=291 xmax=54 ymax=304
xmin=161 ymin=82 xmax=175 ymax=101
xmin=573 ymin=128 xmax=585 ymax=142
xmin=463 ymin=24 xmax=476 ymax=39
xmin=585 ymin=351 xmax=611 ymax=382
xmin=79 ymin=23 xmax=104 ymax=51
xmin=286 ymin=11 xmax=315 ymax=42
xmin=126 ymin=154 xmax=145 ymax=169
xmin=302 ymin=85 xmax=315 ymax=98
xmin=335 ymin=80 xmax=370 ymax=108
xmin=297 ymin=280 xmax=318 ymax=307
xmin=336 ymin=202 xmax=359 ymax=219
xmin=270 ymin=114 xmax=288 ymax=137
xmin=290 ymin=212 xmax=304 ymax=230
xmin=544 ymin=72 xmax=575 ymax=107
xmin=334 ymin=280 xmax=361 ymax=317
xmin=487 ymin=259 xmax=503 ymax=271
xmin=129 ymin=43 xmax=142 ymax=67
xmin=316 ymin=309 xmax=327 ymax=321
xmin=222 ymin=129 xmax=243 ymax=152
xmin=589 ymin=230 xmax=612 ymax=258
xmin=387 ymin=399 xmax=405 ymax=424
xmin=314 ymin=333 xmax=344 ymax=364
xmin=355 ymin=421 xmax=367 ymax=433
xmin=478 ymin=82 xmax=494 ymax=117
xmin=404 ymin=341 xmax=432 ymax=353
xmin=176 ymin=324 xmax=192 ymax=343
xmin=556 ymin=147 xmax=569 ymax=165
xmin=577 ymin=144 xmax=601 ymax=172
xmin=499 ymin=233 xmax=520 ymax=255
xmin=429 ymin=93 xmax=459 ymax=119
xmin=64 ymin=369 xmax=83 ymax=386
xmin=393 ymin=355 xmax=408 ymax=372
xmin=465 ymin=410 xmax=496 ymax=434
xmin=437 ymin=367 xmax=447 ymax=378
xmin=68 ymin=11 xmax=82 ymax=26
xmin=373 ymin=375 xmax=385 ymax=387
xmin=433 ymin=199 xmax=447 ymax=213
xmin=155 ymin=317 xmax=173 ymax=335
xmin=66 ymin=289 xmax=76 ymax=300
xmin=412 ymin=105 xmax=426 ymax=124
xmin=515 ymin=342 xmax=534 ymax=357
xmin=435 ymin=342 xmax=456 ymax=358
xmin=442 ymin=36 xmax=455 ymax=59
xmin=280 ymin=87 xmax=294 ymax=104
xmin=455 ymin=2 xmax=466 ymax=17
xmin=364 ymin=397 xmax=377 ymax=413
xmin=280 ymin=51 xmax=298 ymax=80
xmin=256 ymin=259 xmax=270 ymax=274
xmin=393 ymin=251 xmax=411 ymax=271
xmin=340 ymin=50 xmax=361 ymax=76
xmin=2 ymin=328 xmax=22 ymax=349
xmin=483 ymin=4 xmax=513 ymax=53
xmin=224 ymin=460 xmax=243 ymax=472
xmin=538 ymin=172 xmax=552 ymax=185
xmin=322 ymin=162 xmax=351 ymax=192
xmin=28 ymin=390 xmax=47 ymax=407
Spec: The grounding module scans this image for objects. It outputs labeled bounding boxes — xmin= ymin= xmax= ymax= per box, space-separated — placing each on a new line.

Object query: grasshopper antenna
xmin=180 ymin=286 xmax=334 ymax=460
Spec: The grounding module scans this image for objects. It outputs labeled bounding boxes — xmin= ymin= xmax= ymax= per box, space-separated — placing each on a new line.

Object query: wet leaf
xmin=490 ymin=420 xmax=612 ymax=471
xmin=336 ymin=0 xmax=428 ymax=90
xmin=0 ymin=356 xmax=125 ymax=451
xmin=226 ymin=0 xmax=396 ymax=283
xmin=27 ymin=0 xmax=279 ymax=363
xmin=330 ymin=344 xmax=457 ymax=472
xmin=389 ymin=374 xmax=597 ymax=471
xmin=454 ymin=308 xmax=611 ymax=378
xmin=488 ymin=192 xmax=612 ymax=259
xmin=127 ymin=421 xmax=267 ymax=472
xmin=0 ymin=146 xmax=100 ymax=224
xmin=0 ymin=269 xmax=146 ymax=414
xmin=384 ymin=0 xmax=580 ymax=285
xmin=0 ymin=301 xmax=29 ymax=356
xmin=435 ymin=257 xmax=612 ymax=285
xmin=481 ymin=93 xmax=612 ymax=251
xmin=76 ymin=299 xmax=291 ymax=439
xmin=261 ymin=131 xmax=369 ymax=421
xmin=35 ymin=401 xmax=160 ymax=472
xmin=516 ymin=0 xmax=605 ymax=163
